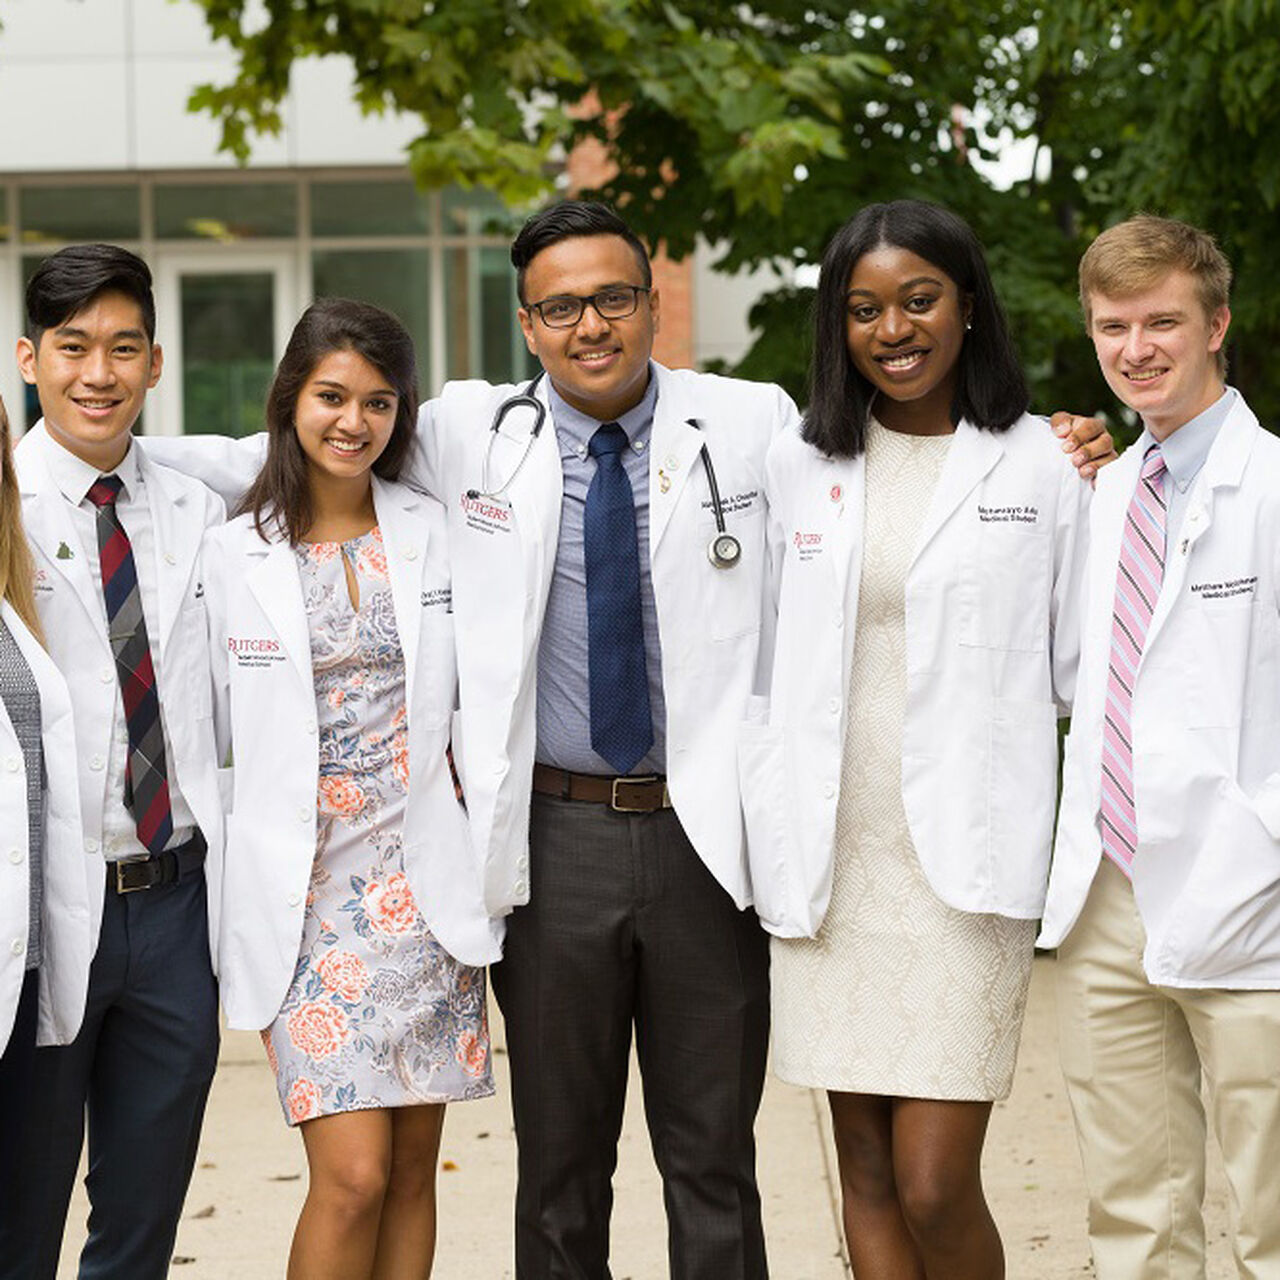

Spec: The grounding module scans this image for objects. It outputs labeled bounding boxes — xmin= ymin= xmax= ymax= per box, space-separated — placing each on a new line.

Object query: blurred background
xmin=2 ymin=0 xmax=1278 ymax=452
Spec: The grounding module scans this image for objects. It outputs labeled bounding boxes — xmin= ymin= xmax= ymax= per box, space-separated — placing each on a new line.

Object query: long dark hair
xmin=238 ymin=298 xmax=418 ymax=544
xmin=804 ymin=200 xmax=1028 ymax=459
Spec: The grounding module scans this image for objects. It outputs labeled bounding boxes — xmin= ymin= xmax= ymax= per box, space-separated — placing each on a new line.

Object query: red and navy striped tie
xmin=87 ymin=474 xmax=174 ymax=856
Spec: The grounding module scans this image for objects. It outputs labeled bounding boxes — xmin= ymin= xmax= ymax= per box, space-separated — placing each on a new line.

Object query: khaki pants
xmin=1055 ymin=858 xmax=1280 ymax=1280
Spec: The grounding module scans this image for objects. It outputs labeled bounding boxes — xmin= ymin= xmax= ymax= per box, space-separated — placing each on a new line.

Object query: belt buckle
xmin=610 ymin=775 xmax=661 ymax=813
xmin=114 ymin=855 xmax=152 ymax=894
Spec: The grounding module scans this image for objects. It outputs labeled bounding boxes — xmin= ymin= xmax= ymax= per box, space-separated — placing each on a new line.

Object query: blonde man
xmin=1040 ymin=215 xmax=1280 ymax=1279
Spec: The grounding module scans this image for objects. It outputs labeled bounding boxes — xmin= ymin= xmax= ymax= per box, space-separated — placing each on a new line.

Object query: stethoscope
xmin=467 ymin=376 xmax=740 ymax=570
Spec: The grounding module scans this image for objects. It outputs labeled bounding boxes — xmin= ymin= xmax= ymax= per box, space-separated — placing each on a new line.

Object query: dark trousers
xmin=0 ymin=869 xmax=219 ymax=1280
xmin=0 ymin=967 xmax=39 ymax=1204
xmin=491 ymin=794 xmax=771 ymax=1280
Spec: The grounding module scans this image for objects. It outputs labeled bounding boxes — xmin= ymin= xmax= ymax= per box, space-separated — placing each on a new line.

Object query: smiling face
xmin=293 ymin=348 xmax=399 ymax=490
xmin=16 ymin=289 xmax=162 ymax=471
xmin=517 ymin=234 xmax=659 ymax=422
xmin=1086 ymin=271 xmax=1229 ymax=440
xmin=844 ymin=245 xmax=970 ymax=433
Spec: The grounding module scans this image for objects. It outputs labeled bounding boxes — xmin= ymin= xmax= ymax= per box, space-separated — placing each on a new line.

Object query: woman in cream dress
xmin=747 ymin=201 xmax=1090 ymax=1278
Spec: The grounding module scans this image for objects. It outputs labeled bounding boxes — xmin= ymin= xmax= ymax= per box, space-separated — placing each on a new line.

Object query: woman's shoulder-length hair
xmin=803 ymin=200 xmax=1029 ymax=460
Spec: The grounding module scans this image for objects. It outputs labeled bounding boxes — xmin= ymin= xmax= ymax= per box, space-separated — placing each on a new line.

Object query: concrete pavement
xmin=57 ymin=958 xmax=1233 ymax=1277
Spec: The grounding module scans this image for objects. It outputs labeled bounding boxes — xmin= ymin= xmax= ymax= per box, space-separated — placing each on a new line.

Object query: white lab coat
xmin=203 ymin=478 xmax=501 ymax=1030
xmin=742 ymin=415 xmax=1089 ymax=938
xmin=0 ymin=601 xmax=92 ymax=1051
xmin=417 ymin=365 xmax=797 ymax=917
xmin=141 ymin=365 xmax=798 ymax=917
xmin=1039 ymin=393 xmax=1280 ymax=987
xmin=15 ymin=424 xmax=225 ymax=960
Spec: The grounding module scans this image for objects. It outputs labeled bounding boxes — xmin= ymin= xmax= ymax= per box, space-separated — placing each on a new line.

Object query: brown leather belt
xmin=532 ymin=764 xmax=672 ymax=813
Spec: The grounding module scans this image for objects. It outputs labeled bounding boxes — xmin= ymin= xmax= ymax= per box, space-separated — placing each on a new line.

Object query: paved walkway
xmin=58 ymin=958 xmax=1233 ymax=1277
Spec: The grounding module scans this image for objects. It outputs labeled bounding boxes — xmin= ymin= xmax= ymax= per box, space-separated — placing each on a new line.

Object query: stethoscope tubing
xmin=469 ymin=392 xmax=740 ymax=569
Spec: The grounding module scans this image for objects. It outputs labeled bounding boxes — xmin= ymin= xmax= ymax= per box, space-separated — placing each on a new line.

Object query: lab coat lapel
xmin=141 ymin=450 xmax=205 ymax=657
xmin=498 ymin=380 xmax=563 ymax=591
xmin=1144 ymin=394 xmax=1256 ymax=653
xmin=823 ymin=451 xmax=865 ymax=611
xmin=15 ymin=429 xmax=108 ymax=642
xmin=245 ymin=539 xmax=312 ymax=688
xmin=912 ymin=419 xmax=1003 ymax=565
xmin=374 ymin=478 xmax=427 ymax=714
xmin=649 ymin=369 xmax=707 ymax=556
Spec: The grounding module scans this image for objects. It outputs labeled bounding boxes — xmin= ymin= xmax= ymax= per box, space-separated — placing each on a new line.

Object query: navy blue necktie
xmin=584 ymin=422 xmax=653 ymax=774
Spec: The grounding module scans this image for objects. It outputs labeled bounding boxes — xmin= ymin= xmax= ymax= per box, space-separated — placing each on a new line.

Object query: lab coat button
xmin=297 ymin=805 xmax=311 ymax=823
xmin=304 ymin=722 xmax=317 ymax=735
xmin=404 ymin=548 xmax=418 ymax=561
xmin=164 ymin=552 xmax=177 ymax=565
xmin=833 ymin=611 xmax=844 ymax=628
xmin=828 ymin=698 xmax=840 ymax=715
xmin=514 ymin=879 xmax=528 ymax=897
xmin=85 ymin=838 xmax=100 ymax=854
xmin=823 ymin=782 xmax=836 ymax=799
xmin=89 ymin=755 xmax=105 ymax=771
xmin=9 ymin=938 xmax=23 ymax=957
xmin=4 ymin=755 xmax=18 ymax=772
xmin=100 ymin=667 xmax=114 ymax=683
xmin=8 ymin=848 xmax=22 ymax=865
xmin=287 ymin=892 xmax=302 ymax=908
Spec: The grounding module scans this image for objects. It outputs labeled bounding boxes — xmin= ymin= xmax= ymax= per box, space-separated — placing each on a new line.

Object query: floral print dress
xmin=265 ymin=527 xmax=493 ymax=1126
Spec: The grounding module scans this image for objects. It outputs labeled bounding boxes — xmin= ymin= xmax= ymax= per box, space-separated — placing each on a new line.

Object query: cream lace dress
xmin=770 ymin=419 xmax=1036 ymax=1101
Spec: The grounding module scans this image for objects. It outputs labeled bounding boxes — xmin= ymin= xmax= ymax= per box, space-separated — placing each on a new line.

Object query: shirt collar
xmin=41 ymin=422 xmax=141 ymax=507
xmin=547 ymin=365 xmax=659 ymax=462
xmin=1139 ymin=387 xmax=1234 ymax=495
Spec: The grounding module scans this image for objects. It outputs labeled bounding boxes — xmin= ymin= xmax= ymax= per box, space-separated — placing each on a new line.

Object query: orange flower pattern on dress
xmin=363 ymin=872 xmax=417 ymax=936
xmin=319 ymin=774 xmax=366 ymax=818
xmin=456 ymin=1030 xmax=489 ymax=1078
xmin=287 ymin=1077 xmax=322 ymax=1124
xmin=264 ymin=527 xmax=493 ymax=1127
xmin=316 ymin=950 xmax=369 ymax=1004
xmin=286 ymin=1000 xmax=350 ymax=1060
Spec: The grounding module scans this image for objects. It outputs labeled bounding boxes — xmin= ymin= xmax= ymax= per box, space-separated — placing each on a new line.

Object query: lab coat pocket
xmin=987 ymin=697 xmax=1059 ymax=915
xmin=1186 ymin=592 xmax=1267 ymax=729
xmin=1166 ymin=779 xmax=1280 ymax=983
xmin=739 ymin=719 xmax=806 ymax=936
xmin=959 ymin=526 xmax=1051 ymax=653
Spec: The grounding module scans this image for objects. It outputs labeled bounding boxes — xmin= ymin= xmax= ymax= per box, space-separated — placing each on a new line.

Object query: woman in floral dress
xmin=203 ymin=299 xmax=500 ymax=1279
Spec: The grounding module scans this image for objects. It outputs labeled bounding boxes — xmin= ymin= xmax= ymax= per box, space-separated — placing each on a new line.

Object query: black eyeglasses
xmin=525 ymin=285 xmax=651 ymax=329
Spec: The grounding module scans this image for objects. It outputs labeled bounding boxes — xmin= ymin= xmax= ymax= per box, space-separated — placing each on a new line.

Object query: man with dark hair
xmin=144 ymin=200 xmax=1116 ymax=1278
xmin=1 ymin=244 xmax=225 ymax=1280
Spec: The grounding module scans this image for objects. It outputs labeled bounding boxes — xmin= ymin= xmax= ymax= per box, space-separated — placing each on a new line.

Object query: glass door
xmin=152 ymin=251 xmax=298 ymax=437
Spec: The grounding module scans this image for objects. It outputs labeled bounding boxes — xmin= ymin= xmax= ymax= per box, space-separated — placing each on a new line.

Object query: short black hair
xmin=510 ymin=200 xmax=652 ymax=305
xmin=238 ymin=297 xmax=419 ymax=546
xmin=25 ymin=243 xmax=157 ymax=345
xmin=804 ymin=200 xmax=1029 ymax=459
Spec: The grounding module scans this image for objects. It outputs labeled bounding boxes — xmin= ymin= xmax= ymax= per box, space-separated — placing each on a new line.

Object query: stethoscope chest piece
xmin=708 ymin=532 xmax=742 ymax=570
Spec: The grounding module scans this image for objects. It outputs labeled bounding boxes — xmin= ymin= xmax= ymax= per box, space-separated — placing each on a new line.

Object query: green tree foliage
xmin=186 ymin=0 xmax=1280 ymax=428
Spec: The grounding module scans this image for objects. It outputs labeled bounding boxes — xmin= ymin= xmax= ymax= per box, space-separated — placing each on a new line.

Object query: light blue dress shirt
xmin=535 ymin=370 xmax=667 ymax=775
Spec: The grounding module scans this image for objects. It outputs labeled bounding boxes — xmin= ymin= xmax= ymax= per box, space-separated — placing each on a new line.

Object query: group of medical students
xmin=0 ymin=194 xmax=1275 ymax=1280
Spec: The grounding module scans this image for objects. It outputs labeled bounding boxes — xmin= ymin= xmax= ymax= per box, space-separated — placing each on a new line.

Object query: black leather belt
xmin=109 ymin=831 xmax=207 ymax=894
xmin=532 ymin=764 xmax=672 ymax=814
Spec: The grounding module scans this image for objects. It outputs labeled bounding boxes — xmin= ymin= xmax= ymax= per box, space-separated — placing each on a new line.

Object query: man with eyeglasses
xmin=142 ymin=199 xmax=1116 ymax=1277
xmin=428 ymin=200 xmax=788 ymax=1278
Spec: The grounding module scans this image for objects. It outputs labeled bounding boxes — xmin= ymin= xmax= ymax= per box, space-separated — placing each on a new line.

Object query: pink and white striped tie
xmin=1100 ymin=444 xmax=1167 ymax=874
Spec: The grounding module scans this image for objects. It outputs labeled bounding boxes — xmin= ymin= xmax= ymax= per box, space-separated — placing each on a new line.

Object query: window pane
xmin=311 ymin=180 xmax=431 ymax=237
xmin=155 ymin=183 xmax=297 ymax=240
xmin=20 ymin=185 xmax=141 ymax=242
xmin=312 ymin=249 xmax=431 ymax=387
xmin=441 ymin=185 xmax=522 ymax=238
xmin=0 ymin=188 xmax=9 ymax=242
xmin=180 ymin=273 xmax=275 ymax=437
xmin=444 ymin=246 xmax=535 ymax=384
